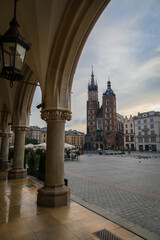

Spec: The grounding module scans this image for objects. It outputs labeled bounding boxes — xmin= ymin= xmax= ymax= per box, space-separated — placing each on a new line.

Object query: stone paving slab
xmin=64 ymin=152 xmax=160 ymax=240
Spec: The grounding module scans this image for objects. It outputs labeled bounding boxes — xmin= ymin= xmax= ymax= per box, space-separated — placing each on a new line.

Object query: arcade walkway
xmin=0 ymin=177 xmax=144 ymax=240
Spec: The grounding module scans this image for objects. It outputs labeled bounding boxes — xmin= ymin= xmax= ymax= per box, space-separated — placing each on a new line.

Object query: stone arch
xmin=12 ymin=64 xmax=38 ymax=127
xmin=44 ymin=0 xmax=110 ymax=110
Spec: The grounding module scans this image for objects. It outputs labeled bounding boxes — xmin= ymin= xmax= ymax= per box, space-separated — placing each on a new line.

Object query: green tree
xmin=25 ymin=137 xmax=38 ymax=145
xmin=38 ymin=151 xmax=46 ymax=180
xmin=27 ymin=152 xmax=39 ymax=171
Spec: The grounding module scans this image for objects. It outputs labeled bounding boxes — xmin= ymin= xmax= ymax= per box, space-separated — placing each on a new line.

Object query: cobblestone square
xmin=64 ymin=152 xmax=160 ymax=240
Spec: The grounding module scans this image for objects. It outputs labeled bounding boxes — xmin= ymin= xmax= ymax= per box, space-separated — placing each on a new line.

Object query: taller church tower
xmin=87 ymin=67 xmax=99 ymax=142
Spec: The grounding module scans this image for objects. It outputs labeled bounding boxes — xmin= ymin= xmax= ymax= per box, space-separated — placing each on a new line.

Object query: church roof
xmin=103 ymin=79 xmax=115 ymax=97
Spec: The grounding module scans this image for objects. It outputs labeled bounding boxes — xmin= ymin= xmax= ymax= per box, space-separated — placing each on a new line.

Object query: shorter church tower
xmin=87 ymin=67 xmax=99 ymax=143
xmin=102 ymin=79 xmax=117 ymax=149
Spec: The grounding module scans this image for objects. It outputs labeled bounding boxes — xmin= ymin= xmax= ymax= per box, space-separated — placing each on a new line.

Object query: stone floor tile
xmin=111 ymin=227 xmax=135 ymax=240
xmin=14 ymin=233 xmax=38 ymax=240
xmin=35 ymin=229 xmax=62 ymax=240
xmin=24 ymin=213 xmax=60 ymax=232
xmin=7 ymin=219 xmax=32 ymax=238
xmin=127 ymin=235 xmax=145 ymax=240
xmin=51 ymin=225 xmax=79 ymax=240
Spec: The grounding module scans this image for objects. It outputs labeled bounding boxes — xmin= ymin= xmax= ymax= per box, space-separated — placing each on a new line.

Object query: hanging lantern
xmin=0 ymin=0 xmax=30 ymax=87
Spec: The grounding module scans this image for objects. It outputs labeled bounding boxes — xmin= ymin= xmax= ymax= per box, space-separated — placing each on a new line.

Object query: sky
xmin=30 ymin=0 xmax=160 ymax=133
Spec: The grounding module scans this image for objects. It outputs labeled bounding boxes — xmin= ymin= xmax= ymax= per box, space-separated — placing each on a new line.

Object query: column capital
xmin=41 ymin=108 xmax=72 ymax=122
xmin=0 ymin=132 xmax=12 ymax=138
xmin=12 ymin=126 xmax=29 ymax=133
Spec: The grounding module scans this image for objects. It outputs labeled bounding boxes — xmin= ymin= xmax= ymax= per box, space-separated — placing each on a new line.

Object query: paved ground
xmin=64 ymin=152 xmax=160 ymax=240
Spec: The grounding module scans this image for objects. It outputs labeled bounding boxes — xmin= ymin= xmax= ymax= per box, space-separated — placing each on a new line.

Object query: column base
xmin=37 ymin=185 xmax=70 ymax=207
xmin=8 ymin=169 xmax=27 ymax=179
xmin=0 ymin=170 xmax=8 ymax=180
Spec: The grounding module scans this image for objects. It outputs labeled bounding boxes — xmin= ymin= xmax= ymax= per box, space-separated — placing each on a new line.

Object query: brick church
xmin=86 ymin=68 xmax=124 ymax=150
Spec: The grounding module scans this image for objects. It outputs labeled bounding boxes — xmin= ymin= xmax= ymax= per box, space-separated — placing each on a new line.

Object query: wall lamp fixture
xmin=0 ymin=0 xmax=31 ymax=88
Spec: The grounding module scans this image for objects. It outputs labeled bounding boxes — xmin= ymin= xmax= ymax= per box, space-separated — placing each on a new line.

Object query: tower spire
xmin=88 ymin=66 xmax=98 ymax=91
xmin=91 ymin=65 xmax=94 ymax=85
xmin=107 ymin=77 xmax=111 ymax=89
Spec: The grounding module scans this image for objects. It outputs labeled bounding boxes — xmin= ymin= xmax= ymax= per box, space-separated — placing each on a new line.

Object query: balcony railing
xmin=142 ymin=128 xmax=149 ymax=132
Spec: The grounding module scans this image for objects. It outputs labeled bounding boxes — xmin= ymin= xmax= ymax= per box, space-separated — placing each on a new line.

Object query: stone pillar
xmin=0 ymin=132 xmax=10 ymax=161
xmin=37 ymin=109 xmax=71 ymax=207
xmin=0 ymin=132 xmax=10 ymax=170
xmin=8 ymin=127 xmax=28 ymax=179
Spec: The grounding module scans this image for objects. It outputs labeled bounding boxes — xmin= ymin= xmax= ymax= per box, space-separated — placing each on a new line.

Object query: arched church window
xmin=97 ymin=119 xmax=102 ymax=129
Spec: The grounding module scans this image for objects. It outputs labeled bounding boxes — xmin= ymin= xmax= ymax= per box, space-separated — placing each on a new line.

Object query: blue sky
xmin=30 ymin=0 xmax=160 ymax=133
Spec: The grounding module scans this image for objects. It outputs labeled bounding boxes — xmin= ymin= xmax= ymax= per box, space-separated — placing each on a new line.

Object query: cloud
xmin=70 ymin=0 xmax=160 ymax=133
xmin=30 ymin=0 xmax=160 ymax=133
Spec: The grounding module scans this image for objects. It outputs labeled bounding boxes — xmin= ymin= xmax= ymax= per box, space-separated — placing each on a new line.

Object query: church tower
xmin=87 ymin=67 xmax=99 ymax=142
xmin=102 ymin=79 xmax=117 ymax=148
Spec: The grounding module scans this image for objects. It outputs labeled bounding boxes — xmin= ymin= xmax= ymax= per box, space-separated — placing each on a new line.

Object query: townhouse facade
xmin=65 ymin=129 xmax=85 ymax=149
xmin=134 ymin=111 xmax=160 ymax=151
xmin=124 ymin=115 xmax=135 ymax=150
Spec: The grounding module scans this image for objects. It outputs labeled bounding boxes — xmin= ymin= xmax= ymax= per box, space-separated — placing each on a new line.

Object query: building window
xmin=138 ymin=120 xmax=141 ymax=124
xmin=138 ymin=138 xmax=143 ymax=143
xmin=144 ymin=138 xmax=149 ymax=143
xmin=131 ymin=136 xmax=134 ymax=142
xmin=106 ymin=100 xmax=109 ymax=105
xmin=130 ymin=123 xmax=132 ymax=127
xmin=131 ymin=129 xmax=133 ymax=133
xmin=126 ymin=130 xmax=128 ymax=133
xmin=97 ymin=119 xmax=102 ymax=129
xmin=150 ymin=124 xmax=154 ymax=129
xmin=126 ymin=136 xmax=129 ymax=142
xmin=144 ymin=125 xmax=147 ymax=129
xmin=151 ymin=130 xmax=155 ymax=135
xmin=138 ymin=126 xmax=141 ymax=130
xmin=150 ymin=118 xmax=153 ymax=122
xmin=144 ymin=119 xmax=147 ymax=123
xmin=151 ymin=137 xmax=156 ymax=142
xmin=126 ymin=124 xmax=128 ymax=128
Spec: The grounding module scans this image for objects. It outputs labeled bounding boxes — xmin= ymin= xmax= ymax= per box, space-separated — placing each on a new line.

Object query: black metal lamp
xmin=0 ymin=0 xmax=30 ymax=87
